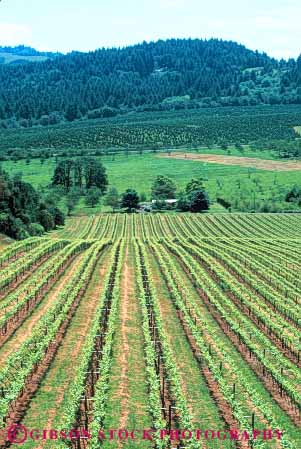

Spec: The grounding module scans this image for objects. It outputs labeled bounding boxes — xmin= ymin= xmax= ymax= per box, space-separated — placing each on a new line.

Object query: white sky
xmin=0 ymin=0 xmax=300 ymax=59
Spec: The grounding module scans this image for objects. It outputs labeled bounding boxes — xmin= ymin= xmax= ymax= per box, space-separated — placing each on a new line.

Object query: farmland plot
xmin=0 ymin=213 xmax=300 ymax=449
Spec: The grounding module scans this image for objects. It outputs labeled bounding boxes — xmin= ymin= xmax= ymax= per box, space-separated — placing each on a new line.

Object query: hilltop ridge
xmin=0 ymin=38 xmax=300 ymax=128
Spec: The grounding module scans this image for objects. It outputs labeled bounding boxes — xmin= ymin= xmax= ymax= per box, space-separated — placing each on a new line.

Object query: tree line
xmin=52 ymin=158 xmax=108 ymax=192
xmin=0 ymin=168 xmax=65 ymax=239
xmin=103 ymin=178 xmax=210 ymax=213
xmin=0 ymin=39 xmax=300 ymax=129
xmin=50 ymin=157 xmax=210 ymax=213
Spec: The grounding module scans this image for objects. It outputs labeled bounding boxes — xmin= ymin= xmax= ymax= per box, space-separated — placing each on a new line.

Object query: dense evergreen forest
xmin=0 ymin=39 xmax=300 ymax=129
xmin=0 ymin=46 xmax=60 ymax=66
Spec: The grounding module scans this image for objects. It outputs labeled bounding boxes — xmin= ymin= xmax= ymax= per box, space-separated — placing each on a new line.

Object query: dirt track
xmin=159 ymin=152 xmax=301 ymax=171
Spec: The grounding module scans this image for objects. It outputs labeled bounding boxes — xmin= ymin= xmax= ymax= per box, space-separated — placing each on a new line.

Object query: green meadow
xmin=3 ymin=150 xmax=301 ymax=213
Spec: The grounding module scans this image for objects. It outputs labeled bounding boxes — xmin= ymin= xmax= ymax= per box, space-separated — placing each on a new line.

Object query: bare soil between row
xmin=159 ymin=152 xmax=301 ymax=171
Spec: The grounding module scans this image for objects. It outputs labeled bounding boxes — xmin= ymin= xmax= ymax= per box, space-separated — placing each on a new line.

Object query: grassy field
xmin=3 ymin=148 xmax=265 ymax=190
xmin=3 ymin=149 xmax=301 ymax=213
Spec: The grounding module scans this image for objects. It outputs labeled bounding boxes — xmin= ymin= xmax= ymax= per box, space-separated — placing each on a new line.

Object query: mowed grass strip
xmin=101 ymin=243 xmax=152 ymax=449
xmin=20 ymin=246 xmax=113 ymax=448
xmin=159 ymin=152 xmax=301 ymax=171
xmin=166 ymin=242 xmax=301 ymax=447
xmin=0 ymin=250 xmax=85 ymax=365
xmin=144 ymin=245 xmax=232 ymax=449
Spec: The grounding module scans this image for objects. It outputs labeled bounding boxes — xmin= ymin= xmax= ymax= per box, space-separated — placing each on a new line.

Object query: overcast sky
xmin=0 ymin=0 xmax=300 ymax=59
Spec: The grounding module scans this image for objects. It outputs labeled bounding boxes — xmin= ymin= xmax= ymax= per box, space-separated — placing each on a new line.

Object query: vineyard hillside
xmin=0 ymin=213 xmax=300 ymax=448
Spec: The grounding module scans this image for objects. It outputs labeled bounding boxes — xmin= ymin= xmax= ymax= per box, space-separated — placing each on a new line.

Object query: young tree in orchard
xmin=151 ymin=175 xmax=177 ymax=199
xmin=121 ymin=189 xmax=139 ymax=211
xmin=105 ymin=187 xmax=120 ymax=211
xmin=85 ymin=187 xmax=102 ymax=208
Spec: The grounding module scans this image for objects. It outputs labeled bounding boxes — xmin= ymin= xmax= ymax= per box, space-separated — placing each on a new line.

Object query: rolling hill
xmin=0 ymin=39 xmax=300 ymax=129
xmin=0 ymin=45 xmax=60 ymax=65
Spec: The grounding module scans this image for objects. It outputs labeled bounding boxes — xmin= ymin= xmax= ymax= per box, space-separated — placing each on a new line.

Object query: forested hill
xmin=0 ymin=45 xmax=60 ymax=65
xmin=0 ymin=38 xmax=300 ymax=128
